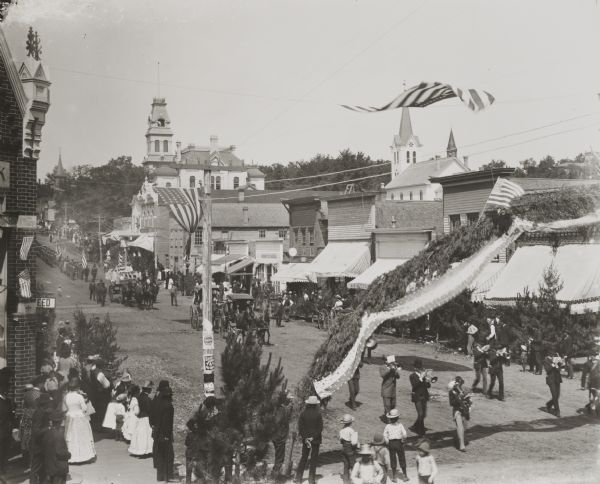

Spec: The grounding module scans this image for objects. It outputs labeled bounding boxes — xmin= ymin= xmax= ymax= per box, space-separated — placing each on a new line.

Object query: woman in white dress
xmin=64 ymin=378 xmax=96 ymax=464
xmin=129 ymin=380 xmax=154 ymax=456
xmin=122 ymin=384 xmax=140 ymax=442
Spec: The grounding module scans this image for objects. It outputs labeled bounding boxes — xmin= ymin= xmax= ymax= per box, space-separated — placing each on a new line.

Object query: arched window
xmin=233 ymin=176 xmax=240 ymax=189
xmin=165 ymin=182 xmax=172 ymax=188
xmin=419 ymin=190 xmax=423 ymax=200
xmin=400 ymin=193 xmax=404 ymax=200
xmin=189 ymin=176 xmax=195 ymax=188
xmin=154 ymin=140 xmax=160 ymax=152
xmin=216 ymin=176 xmax=222 ymax=190
xmin=406 ymin=151 xmax=410 ymax=164
xmin=163 ymin=140 xmax=168 ymax=152
xmin=413 ymin=151 xmax=416 ymax=164
xmin=409 ymin=191 xmax=413 ymax=200
xmin=157 ymin=118 xmax=165 ymax=127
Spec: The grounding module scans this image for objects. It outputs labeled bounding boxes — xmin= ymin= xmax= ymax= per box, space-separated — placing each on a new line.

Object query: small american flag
xmin=18 ymin=268 xmax=32 ymax=298
xmin=20 ymin=236 xmax=34 ymax=260
xmin=81 ymin=253 xmax=87 ymax=269
xmin=342 ymin=81 xmax=495 ymax=113
xmin=117 ymin=253 xmax=124 ymax=268
xmin=485 ymin=178 xmax=525 ymax=209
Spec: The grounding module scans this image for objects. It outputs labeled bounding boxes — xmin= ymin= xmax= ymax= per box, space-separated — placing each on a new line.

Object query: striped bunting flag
xmin=81 ymin=252 xmax=87 ymax=269
xmin=20 ymin=236 xmax=34 ymax=260
xmin=18 ymin=268 xmax=32 ymax=298
xmin=485 ymin=178 xmax=525 ymax=209
xmin=342 ymin=81 xmax=495 ymax=113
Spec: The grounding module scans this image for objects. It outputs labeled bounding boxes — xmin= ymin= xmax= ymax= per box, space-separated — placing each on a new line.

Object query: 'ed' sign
xmin=0 ymin=161 xmax=9 ymax=190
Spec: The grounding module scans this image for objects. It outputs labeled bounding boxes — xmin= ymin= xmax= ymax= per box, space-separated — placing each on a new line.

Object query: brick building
xmin=0 ymin=25 xmax=50 ymax=409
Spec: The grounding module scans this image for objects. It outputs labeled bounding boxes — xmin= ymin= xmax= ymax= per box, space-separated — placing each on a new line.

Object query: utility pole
xmin=95 ymin=215 xmax=104 ymax=265
xmin=201 ymin=170 xmax=214 ymax=397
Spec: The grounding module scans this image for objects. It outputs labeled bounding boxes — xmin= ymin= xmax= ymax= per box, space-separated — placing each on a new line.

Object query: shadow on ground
xmin=363 ymin=355 xmax=471 ymax=372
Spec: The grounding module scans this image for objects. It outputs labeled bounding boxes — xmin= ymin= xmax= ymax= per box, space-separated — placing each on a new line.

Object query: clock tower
xmin=390 ymin=107 xmax=423 ymax=181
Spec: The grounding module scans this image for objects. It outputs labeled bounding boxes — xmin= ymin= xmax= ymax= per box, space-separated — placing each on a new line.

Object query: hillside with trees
xmin=480 ymin=154 xmax=600 ymax=179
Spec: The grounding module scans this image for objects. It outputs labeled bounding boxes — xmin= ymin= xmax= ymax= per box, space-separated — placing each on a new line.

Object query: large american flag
xmin=20 ymin=236 xmax=34 ymax=260
xmin=18 ymin=268 xmax=32 ymax=298
xmin=485 ymin=178 xmax=525 ymax=209
xmin=155 ymin=187 xmax=204 ymax=257
xmin=342 ymin=81 xmax=495 ymax=113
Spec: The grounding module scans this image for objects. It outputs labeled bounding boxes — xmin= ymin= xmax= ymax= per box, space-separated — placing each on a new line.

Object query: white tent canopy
xmin=127 ymin=233 xmax=155 ymax=252
xmin=485 ymin=244 xmax=600 ymax=305
xmin=348 ymin=258 xmax=407 ymax=290
xmin=272 ymin=263 xmax=311 ymax=283
xmin=469 ymin=262 xmax=506 ymax=302
xmin=308 ymin=241 xmax=372 ymax=281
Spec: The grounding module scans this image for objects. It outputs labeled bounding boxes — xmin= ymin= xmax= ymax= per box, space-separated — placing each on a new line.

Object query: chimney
xmin=238 ymin=188 xmax=245 ymax=203
xmin=242 ymin=206 xmax=249 ymax=225
xmin=463 ymin=156 xmax=469 ymax=169
xmin=210 ymin=135 xmax=219 ymax=153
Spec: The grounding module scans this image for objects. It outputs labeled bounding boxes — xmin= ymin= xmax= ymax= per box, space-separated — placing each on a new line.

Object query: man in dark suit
xmin=544 ymin=353 xmax=563 ymax=417
xmin=559 ymin=332 xmax=574 ymax=379
xmin=41 ymin=410 xmax=70 ymax=484
xmin=487 ymin=347 xmax=509 ymax=401
xmin=294 ymin=396 xmax=323 ymax=484
xmin=409 ymin=358 xmax=430 ymax=436
xmin=379 ymin=355 xmax=401 ymax=417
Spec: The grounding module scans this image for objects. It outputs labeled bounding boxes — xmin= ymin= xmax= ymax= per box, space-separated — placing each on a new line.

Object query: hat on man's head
xmin=358 ymin=444 xmax=373 ymax=456
xmin=371 ymin=433 xmax=385 ymax=446
xmin=25 ymin=383 xmax=34 ymax=390
xmin=142 ymin=380 xmax=154 ymax=390
xmin=386 ymin=408 xmax=400 ymax=420
xmin=413 ymin=358 xmax=424 ymax=369
xmin=340 ymin=414 xmax=354 ymax=424
xmin=157 ymin=380 xmax=170 ymax=391
xmin=417 ymin=440 xmax=431 ymax=454
xmin=305 ymin=395 xmax=320 ymax=405
xmin=386 ymin=355 xmax=396 ymax=364
xmin=120 ymin=372 xmax=132 ymax=383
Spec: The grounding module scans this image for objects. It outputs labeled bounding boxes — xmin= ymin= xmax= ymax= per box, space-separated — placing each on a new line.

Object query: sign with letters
xmin=36 ymin=298 xmax=56 ymax=309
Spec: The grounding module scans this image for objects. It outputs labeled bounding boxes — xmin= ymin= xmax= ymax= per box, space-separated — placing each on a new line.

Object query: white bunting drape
xmin=313 ymin=210 xmax=600 ymax=398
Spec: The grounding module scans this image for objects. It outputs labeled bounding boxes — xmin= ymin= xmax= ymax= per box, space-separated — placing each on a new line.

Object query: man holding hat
xmin=295 ymin=395 xmax=323 ymax=484
xmin=409 ymin=358 xmax=431 ymax=437
xmin=379 ymin=356 xmax=401 ymax=418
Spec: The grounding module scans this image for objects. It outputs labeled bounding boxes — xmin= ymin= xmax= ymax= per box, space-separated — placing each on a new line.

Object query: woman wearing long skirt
xmin=64 ymin=379 xmax=96 ymax=464
xmin=129 ymin=381 xmax=154 ymax=457
xmin=122 ymin=385 xmax=140 ymax=442
xmin=154 ymin=387 xmax=174 ymax=482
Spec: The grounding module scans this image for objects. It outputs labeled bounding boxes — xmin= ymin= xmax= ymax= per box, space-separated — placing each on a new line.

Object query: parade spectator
xmin=89 ymin=281 xmax=96 ymax=301
xmin=123 ymin=385 xmax=141 ymax=442
xmin=83 ymin=265 xmax=90 ymax=282
xmin=415 ymin=440 xmax=437 ymax=484
xmin=186 ymin=396 xmax=218 ymax=484
xmin=64 ymin=378 xmax=96 ymax=464
xmin=129 ymin=381 xmax=154 ymax=456
xmin=41 ymin=410 xmax=71 ymax=484
xmin=282 ymin=293 xmax=293 ymax=322
xmin=295 ymin=395 xmax=323 ymax=484
xmin=581 ymin=355 xmax=593 ymax=391
xmin=487 ymin=347 xmax=509 ymax=401
xmin=151 ymin=380 xmax=171 ymax=468
xmin=20 ymin=382 xmax=41 ymax=463
xmin=380 ymin=356 xmax=401 ymax=417
xmin=559 ymin=332 xmax=574 ymax=379
xmin=471 ymin=342 xmax=489 ymax=394
xmin=350 ymin=444 xmax=383 ymax=484
xmin=370 ymin=433 xmax=391 ymax=484
xmin=86 ymin=356 xmax=111 ymax=432
xmin=271 ymin=391 xmax=292 ymax=481
xmin=409 ymin=358 xmax=430 ymax=436
xmin=544 ymin=353 xmax=563 ymax=417
xmin=465 ymin=322 xmax=478 ymax=356
xmin=383 ymin=409 xmax=408 ymax=482
xmin=274 ymin=296 xmax=284 ymax=328
xmin=485 ymin=317 xmax=496 ymax=343
xmin=154 ymin=386 xmax=175 ymax=483
xmin=30 ymin=392 xmax=53 ymax=484
xmin=531 ymin=332 xmax=544 ymax=375
xmin=91 ymin=264 xmax=98 ymax=281
xmin=170 ymin=281 xmax=178 ymax=306
xmin=448 ymin=377 xmax=468 ymax=452
xmin=96 ymin=281 xmax=107 ymax=306
xmin=339 ymin=413 xmax=359 ymax=484
xmin=0 ymin=383 xmax=14 ymax=475
xmin=347 ymin=362 xmax=362 ymax=410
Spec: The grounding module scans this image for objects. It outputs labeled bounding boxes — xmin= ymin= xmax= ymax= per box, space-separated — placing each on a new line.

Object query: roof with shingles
xmin=385 ymin=157 xmax=468 ymax=189
xmin=375 ymin=200 xmax=443 ymax=233
xmin=212 ymin=203 xmax=288 ymax=228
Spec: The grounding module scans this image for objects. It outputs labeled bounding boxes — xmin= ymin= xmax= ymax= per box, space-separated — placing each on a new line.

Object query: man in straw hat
xmin=409 ymin=358 xmax=430 ymax=437
xmin=415 ymin=440 xmax=438 ymax=484
xmin=350 ymin=444 xmax=384 ymax=484
xmin=339 ymin=413 xmax=359 ymax=483
xmin=294 ymin=395 xmax=323 ymax=484
xmin=379 ymin=355 xmax=401 ymax=418
xmin=383 ymin=409 xmax=409 ymax=481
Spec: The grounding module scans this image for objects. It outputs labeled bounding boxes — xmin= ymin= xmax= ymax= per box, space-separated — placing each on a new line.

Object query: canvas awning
xmin=127 ymin=233 xmax=155 ymax=252
xmin=271 ymin=263 xmax=311 ymax=283
xmin=227 ymin=256 xmax=255 ymax=274
xmin=485 ymin=244 xmax=600 ymax=305
xmin=469 ymin=262 xmax=506 ymax=302
xmin=308 ymin=241 xmax=371 ymax=280
xmin=347 ymin=258 xmax=407 ymax=290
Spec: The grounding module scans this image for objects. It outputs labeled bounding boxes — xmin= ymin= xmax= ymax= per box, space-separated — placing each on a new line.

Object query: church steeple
xmin=446 ymin=129 xmax=457 ymax=158
xmin=53 ymin=148 xmax=66 ymax=189
xmin=143 ymin=97 xmax=175 ymax=165
xmin=390 ymin=107 xmax=423 ymax=180
xmin=398 ymin=107 xmax=414 ymax=146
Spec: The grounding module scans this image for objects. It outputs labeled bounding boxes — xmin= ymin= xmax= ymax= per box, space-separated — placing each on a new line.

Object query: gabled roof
xmin=247 ymin=166 xmax=265 ymax=178
xmin=385 ymin=157 xmax=468 ymax=190
xmin=0 ymin=26 xmax=28 ymax=116
xmin=180 ymin=146 xmax=243 ymax=167
xmin=212 ymin=203 xmax=288 ymax=228
xmin=151 ymin=165 xmax=179 ymax=176
xmin=375 ymin=200 xmax=443 ymax=233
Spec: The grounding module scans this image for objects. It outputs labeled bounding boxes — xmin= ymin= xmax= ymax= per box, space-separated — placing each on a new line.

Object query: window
xmin=154 ymin=140 xmax=160 ymax=152
xmin=233 ymin=176 xmax=240 ymax=189
xmin=278 ymin=229 xmax=287 ymax=239
xmin=259 ymin=229 xmax=266 ymax=238
xmin=195 ymin=231 xmax=203 ymax=245
xmin=406 ymin=151 xmax=410 ymax=164
xmin=157 ymin=118 xmax=165 ymax=127
xmin=216 ymin=176 xmax=221 ymax=190
xmin=419 ymin=190 xmax=423 ymax=200
xmin=163 ymin=140 xmax=168 ymax=152
xmin=409 ymin=191 xmax=413 ymax=200
xmin=211 ymin=176 xmax=215 ymax=190
xmin=413 ymin=151 xmax=417 ymax=164
xmin=308 ymin=227 xmax=315 ymax=245
xmin=467 ymin=212 xmax=480 ymax=226
xmin=400 ymin=193 xmax=404 ymax=201
xmin=214 ymin=241 xmax=226 ymax=254
xmin=449 ymin=214 xmax=461 ymax=232
xmin=391 ymin=194 xmax=395 ymax=200
xmin=189 ymin=176 xmax=195 ymax=188
xmin=165 ymin=182 xmax=172 ymax=187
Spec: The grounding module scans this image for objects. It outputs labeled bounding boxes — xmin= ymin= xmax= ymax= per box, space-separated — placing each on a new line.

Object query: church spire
xmin=398 ymin=107 xmax=414 ymax=146
xmin=447 ymin=129 xmax=457 ymax=158
xmin=54 ymin=148 xmax=66 ymax=178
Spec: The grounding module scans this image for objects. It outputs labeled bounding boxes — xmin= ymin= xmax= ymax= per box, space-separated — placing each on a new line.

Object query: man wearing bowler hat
xmin=380 ymin=356 xmax=401 ymax=418
xmin=295 ymin=395 xmax=323 ymax=484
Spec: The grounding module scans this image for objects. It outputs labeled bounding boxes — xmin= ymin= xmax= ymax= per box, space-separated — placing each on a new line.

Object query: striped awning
xmin=347 ymin=258 xmax=407 ymax=290
xmin=308 ymin=241 xmax=371 ymax=280
xmin=271 ymin=263 xmax=311 ymax=283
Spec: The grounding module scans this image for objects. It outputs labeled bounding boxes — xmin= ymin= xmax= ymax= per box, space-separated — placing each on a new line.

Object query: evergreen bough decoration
xmin=300 ymin=184 xmax=600 ymax=398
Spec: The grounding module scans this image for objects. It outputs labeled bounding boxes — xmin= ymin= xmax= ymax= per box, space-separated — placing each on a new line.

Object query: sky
xmin=3 ymin=0 xmax=600 ymax=178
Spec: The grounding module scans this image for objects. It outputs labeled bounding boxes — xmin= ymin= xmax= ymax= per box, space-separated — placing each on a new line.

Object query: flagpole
xmin=202 ymin=170 xmax=215 ymax=397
